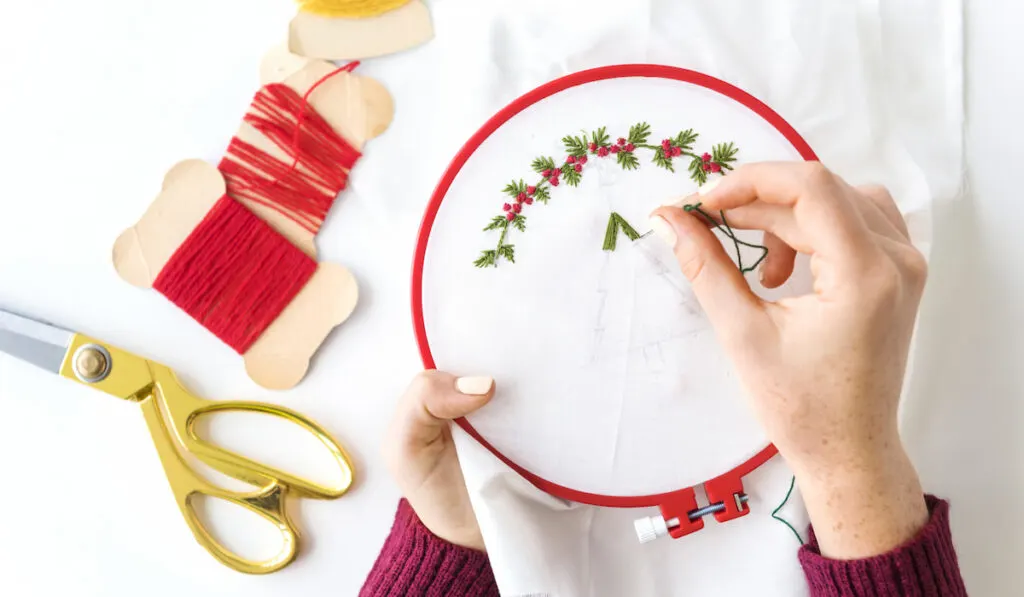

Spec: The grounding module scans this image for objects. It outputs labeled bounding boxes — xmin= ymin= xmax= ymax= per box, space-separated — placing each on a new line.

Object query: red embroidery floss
xmin=220 ymin=63 xmax=363 ymax=235
xmin=153 ymin=196 xmax=317 ymax=354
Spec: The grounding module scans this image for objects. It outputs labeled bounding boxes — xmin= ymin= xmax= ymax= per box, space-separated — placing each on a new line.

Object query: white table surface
xmin=0 ymin=1 xmax=1018 ymax=595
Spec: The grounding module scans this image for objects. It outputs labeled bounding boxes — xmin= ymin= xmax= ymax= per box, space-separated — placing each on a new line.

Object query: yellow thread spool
xmin=296 ymin=0 xmax=412 ymax=18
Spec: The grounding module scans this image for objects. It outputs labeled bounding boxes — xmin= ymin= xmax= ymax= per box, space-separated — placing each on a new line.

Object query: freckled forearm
xmin=794 ymin=442 xmax=929 ymax=559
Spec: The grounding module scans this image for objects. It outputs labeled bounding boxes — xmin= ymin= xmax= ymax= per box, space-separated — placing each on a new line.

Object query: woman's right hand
xmin=650 ymin=162 xmax=930 ymax=559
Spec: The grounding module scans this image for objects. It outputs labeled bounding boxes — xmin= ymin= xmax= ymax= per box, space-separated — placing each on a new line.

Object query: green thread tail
xmin=684 ymin=203 xmax=769 ymax=275
xmin=772 ymin=476 xmax=804 ymax=545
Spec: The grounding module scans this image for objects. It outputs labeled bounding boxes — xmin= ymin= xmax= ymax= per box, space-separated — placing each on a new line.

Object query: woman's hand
xmin=651 ymin=162 xmax=929 ymax=559
xmin=384 ymin=371 xmax=494 ymax=551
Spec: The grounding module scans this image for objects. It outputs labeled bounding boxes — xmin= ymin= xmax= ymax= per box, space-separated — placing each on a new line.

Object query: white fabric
xmin=0 ymin=1 xmax=964 ymax=596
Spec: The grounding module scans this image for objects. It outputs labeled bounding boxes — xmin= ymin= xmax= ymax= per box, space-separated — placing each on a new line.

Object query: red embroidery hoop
xmin=412 ymin=64 xmax=819 ymax=540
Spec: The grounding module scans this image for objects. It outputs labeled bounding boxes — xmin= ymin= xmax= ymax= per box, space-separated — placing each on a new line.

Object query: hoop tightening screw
xmin=634 ymin=494 xmax=749 ymax=544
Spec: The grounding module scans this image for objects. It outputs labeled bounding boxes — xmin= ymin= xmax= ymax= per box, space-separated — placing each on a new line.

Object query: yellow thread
xmin=297 ymin=0 xmax=412 ymax=18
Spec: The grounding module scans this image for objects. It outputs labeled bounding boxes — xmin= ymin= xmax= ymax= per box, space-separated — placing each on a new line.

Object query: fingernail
xmin=648 ymin=215 xmax=677 ymax=248
xmin=698 ymin=177 xmax=722 ymax=196
xmin=456 ymin=376 xmax=494 ymax=396
xmin=759 ymin=266 xmax=766 ymax=285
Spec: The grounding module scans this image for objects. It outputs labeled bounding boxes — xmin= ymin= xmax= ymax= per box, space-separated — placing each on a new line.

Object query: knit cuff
xmin=360 ymin=500 xmax=499 ymax=597
xmin=798 ymin=495 xmax=968 ymax=597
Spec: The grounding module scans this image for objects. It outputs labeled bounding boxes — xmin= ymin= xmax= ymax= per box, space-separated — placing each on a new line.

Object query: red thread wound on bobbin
xmin=220 ymin=83 xmax=362 ymax=235
xmin=153 ymin=196 xmax=317 ymax=354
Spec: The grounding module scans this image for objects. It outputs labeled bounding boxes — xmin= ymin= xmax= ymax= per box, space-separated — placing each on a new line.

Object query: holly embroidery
xmin=474 ymin=123 xmax=739 ymax=268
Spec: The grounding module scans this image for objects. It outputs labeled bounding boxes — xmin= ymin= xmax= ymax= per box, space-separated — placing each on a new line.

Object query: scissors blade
xmin=0 ymin=307 xmax=74 ymax=375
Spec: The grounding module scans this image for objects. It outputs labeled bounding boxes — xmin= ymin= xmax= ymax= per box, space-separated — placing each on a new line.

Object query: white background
xmin=0 ymin=1 xmax=1017 ymax=596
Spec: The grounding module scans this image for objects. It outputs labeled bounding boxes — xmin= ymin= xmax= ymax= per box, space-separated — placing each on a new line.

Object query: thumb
xmin=649 ymin=207 xmax=764 ymax=340
xmin=394 ymin=371 xmax=495 ymax=448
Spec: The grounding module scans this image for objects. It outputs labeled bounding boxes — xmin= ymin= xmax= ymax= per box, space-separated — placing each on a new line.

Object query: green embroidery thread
xmin=772 ymin=476 xmax=805 ymax=544
xmin=602 ymin=212 xmax=642 ymax=252
xmin=681 ymin=203 xmax=770 ymax=275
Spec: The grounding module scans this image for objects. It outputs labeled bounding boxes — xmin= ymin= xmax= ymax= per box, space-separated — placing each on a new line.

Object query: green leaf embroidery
xmin=502 ymin=179 xmax=528 ymax=198
xmin=474 ymin=250 xmax=497 ymax=268
xmin=534 ymin=186 xmax=551 ymax=204
xmin=562 ymin=134 xmax=589 ymax=157
xmin=712 ymin=142 xmax=738 ymax=168
xmin=483 ymin=215 xmax=507 ymax=231
xmin=603 ymin=214 xmax=620 ymax=251
xmin=616 ymin=213 xmax=641 ymax=241
xmin=561 ymin=163 xmax=582 ymax=187
xmin=477 ymin=125 xmax=741 ymax=267
xmin=603 ymin=212 xmax=643 ymax=252
xmin=688 ymin=156 xmax=709 ymax=185
xmin=497 ymin=244 xmax=515 ymax=263
xmin=673 ymin=129 xmax=698 ymax=151
xmin=628 ymin=122 xmax=651 ymax=145
xmin=617 ymin=150 xmax=640 ymax=171
xmin=532 ymin=156 xmax=557 ymax=174
xmin=653 ymin=147 xmax=675 ymax=172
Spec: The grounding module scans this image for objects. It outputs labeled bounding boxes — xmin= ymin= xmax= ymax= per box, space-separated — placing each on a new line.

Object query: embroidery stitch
xmin=602 ymin=212 xmax=641 ymax=252
xmin=475 ymin=123 xmax=739 ymax=268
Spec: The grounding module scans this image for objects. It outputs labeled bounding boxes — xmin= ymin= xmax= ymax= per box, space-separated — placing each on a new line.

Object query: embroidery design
xmin=475 ymin=123 xmax=739 ymax=268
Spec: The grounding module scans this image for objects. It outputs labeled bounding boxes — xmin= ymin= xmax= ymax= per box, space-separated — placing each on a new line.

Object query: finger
xmin=698 ymin=162 xmax=874 ymax=265
xmin=394 ymin=371 xmax=494 ymax=448
xmin=759 ymin=232 xmax=797 ymax=289
xmin=650 ymin=207 xmax=765 ymax=344
xmin=855 ymin=185 xmax=910 ymax=240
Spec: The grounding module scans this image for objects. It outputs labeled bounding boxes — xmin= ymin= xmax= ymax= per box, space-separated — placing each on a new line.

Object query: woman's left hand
xmin=384 ymin=371 xmax=495 ymax=551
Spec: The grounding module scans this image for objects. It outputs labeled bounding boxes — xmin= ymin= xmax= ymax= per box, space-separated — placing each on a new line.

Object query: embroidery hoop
xmin=412 ymin=64 xmax=818 ymax=538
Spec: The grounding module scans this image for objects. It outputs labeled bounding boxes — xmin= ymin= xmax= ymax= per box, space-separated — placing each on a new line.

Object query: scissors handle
xmin=152 ymin=363 xmax=355 ymax=499
xmin=138 ymin=394 xmax=300 ymax=574
xmin=145 ymin=362 xmax=353 ymax=573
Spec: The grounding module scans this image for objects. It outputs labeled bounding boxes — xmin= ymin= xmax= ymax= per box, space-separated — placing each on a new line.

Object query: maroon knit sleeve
xmin=360 ymin=500 xmax=500 ymax=597
xmin=799 ymin=495 xmax=968 ymax=596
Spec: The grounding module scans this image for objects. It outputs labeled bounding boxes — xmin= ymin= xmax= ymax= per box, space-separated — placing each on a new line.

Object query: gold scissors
xmin=0 ymin=307 xmax=354 ymax=574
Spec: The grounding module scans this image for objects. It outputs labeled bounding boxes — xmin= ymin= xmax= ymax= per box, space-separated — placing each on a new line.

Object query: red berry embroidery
xmin=524 ymin=197 xmax=534 ymax=205
xmin=541 ymin=169 xmax=551 ymax=177
xmin=597 ymin=147 xmax=610 ymax=157
xmin=503 ymin=203 xmax=512 ymax=212
xmin=550 ymin=176 xmax=560 ymax=186
xmin=671 ymin=147 xmax=682 ymax=157
xmin=578 ymin=155 xmax=588 ymax=165
xmin=506 ymin=212 xmax=516 ymax=221
xmin=517 ymin=192 xmax=527 ymax=203
xmin=662 ymin=139 xmax=672 ymax=150
xmin=610 ymin=145 xmax=620 ymax=154
xmin=567 ymin=155 xmax=577 ymax=164
xmin=527 ymin=185 xmax=537 ymax=195
xmin=617 ymin=137 xmax=627 ymax=145
xmin=513 ymin=203 xmax=522 ymax=213
xmin=702 ymin=163 xmax=712 ymax=172
xmin=588 ymin=142 xmax=597 ymax=152
xmin=710 ymin=163 xmax=722 ymax=173
xmin=625 ymin=143 xmax=636 ymax=152
xmin=702 ymin=152 xmax=712 ymax=162
xmin=574 ymin=163 xmax=583 ymax=172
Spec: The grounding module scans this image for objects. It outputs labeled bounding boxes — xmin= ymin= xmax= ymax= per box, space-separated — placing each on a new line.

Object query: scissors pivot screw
xmin=73 ymin=344 xmax=111 ymax=383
